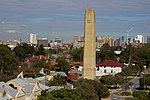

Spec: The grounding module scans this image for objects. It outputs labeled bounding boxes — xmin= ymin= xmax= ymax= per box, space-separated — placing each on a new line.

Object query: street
xmin=108 ymin=76 xmax=140 ymax=100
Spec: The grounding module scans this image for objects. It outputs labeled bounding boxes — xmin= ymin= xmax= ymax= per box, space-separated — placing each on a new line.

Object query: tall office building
xmin=96 ymin=36 xmax=114 ymax=48
xmin=133 ymin=35 xmax=144 ymax=43
xmin=29 ymin=33 xmax=37 ymax=45
xmin=73 ymin=35 xmax=84 ymax=48
xmin=37 ymin=38 xmax=48 ymax=47
xmin=147 ymin=36 xmax=150 ymax=44
xmin=83 ymin=8 xmax=96 ymax=80
xmin=114 ymin=36 xmax=124 ymax=47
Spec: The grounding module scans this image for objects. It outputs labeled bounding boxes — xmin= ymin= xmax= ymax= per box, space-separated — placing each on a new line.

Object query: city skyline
xmin=0 ymin=0 xmax=150 ymax=41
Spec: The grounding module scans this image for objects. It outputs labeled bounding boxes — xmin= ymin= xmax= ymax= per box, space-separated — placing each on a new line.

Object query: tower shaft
xmin=83 ymin=8 xmax=96 ymax=80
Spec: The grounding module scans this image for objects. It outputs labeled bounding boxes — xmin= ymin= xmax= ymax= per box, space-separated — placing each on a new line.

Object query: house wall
xmin=13 ymin=96 xmax=26 ymax=100
xmin=29 ymin=91 xmax=41 ymax=100
xmin=72 ymin=65 xmax=122 ymax=77
xmin=96 ymin=66 xmax=122 ymax=77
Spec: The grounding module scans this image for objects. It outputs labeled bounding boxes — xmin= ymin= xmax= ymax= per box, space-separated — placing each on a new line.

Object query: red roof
xmin=98 ymin=60 xmax=125 ymax=67
xmin=70 ymin=62 xmax=99 ymax=67
xmin=70 ymin=62 xmax=83 ymax=67
xmin=67 ymin=74 xmax=79 ymax=80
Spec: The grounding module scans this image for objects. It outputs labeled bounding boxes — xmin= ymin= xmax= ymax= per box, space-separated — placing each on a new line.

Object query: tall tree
xmin=38 ymin=89 xmax=82 ymax=100
xmin=99 ymin=43 xmax=116 ymax=62
xmin=57 ymin=59 xmax=70 ymax=72
xmin=13 ymin=43 xmax=34 ymax=61
xmin=48 ymin=74 xmax=66 ymax=86
xmin=35 ymin=44 xmax=46 ymax=55
xmin=0 ymin=45 xmax=18 ymax=72
xmin=13 ymin=45 xmax=26 ymax=61
xmin=70 ymin=47 xmax=83 ymax=62
xmin=73 ymin=79 xmax=109 ymax=100
xmin=33 ymin=59 xmax=49 ymax=69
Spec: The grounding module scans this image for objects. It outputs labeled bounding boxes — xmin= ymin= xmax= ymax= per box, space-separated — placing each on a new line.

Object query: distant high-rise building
xmin=133 ymin=35 xmax=144 ymax=43
xmin=114 ymin=36 xmax=124 ymax=47
xmin=73 ymin=35 xmax=114 ymax=48
xmin=54 ymin=38 xmax=63 ymax=47
xmin=29 ymin=33 xmax=37 ymax=45
xmin=83 ymin=8 xmax=96 ymax=80
xmin=147 ymin=36 xmax=150 ymax=44
xmin=73 ymin=35 xmax=84 ymax=48
xmin=96 ymin=36 xmax=114 ymax=48
xmin=37 ymin=38 xmax=48 ymax=47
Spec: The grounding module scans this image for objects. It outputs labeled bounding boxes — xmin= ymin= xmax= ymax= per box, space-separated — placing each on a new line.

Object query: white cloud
xmin=6 ymin=29 xmax=16 ymax=33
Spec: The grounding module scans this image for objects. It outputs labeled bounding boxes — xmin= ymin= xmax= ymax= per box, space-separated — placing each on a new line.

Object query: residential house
xmin=70 ymin=60 xmax=125 ymax=79
xmin=0 ymin=82 xmax=25 ymax=100
xmin=96 ymin=60 xmax=125 ymax=78
xmin=6 ymin=78 xmax=50 ymax=100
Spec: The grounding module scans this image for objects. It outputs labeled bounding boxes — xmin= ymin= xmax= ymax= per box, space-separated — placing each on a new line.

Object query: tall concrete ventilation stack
xmin=83 ymin=8 xmax=96 ymax=80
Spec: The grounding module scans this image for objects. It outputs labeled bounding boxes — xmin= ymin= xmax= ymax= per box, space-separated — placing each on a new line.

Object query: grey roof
xmin=11 ymin=78 xmax=28 ymax=87
xmin=50 ymin=72 xmax=67 ymax=77
xmin=0 ymin=82 xmax=13 ymax=89
xmin=49 ymin=86 xmax=64 ymax=91
xmin=7 ymin=88 xmax=18 ymax=97
xmin=39 ymin=83 xmax=50 ymax=90
xmin=23 ymin=85 xmax=35 ymax=93
xmin=0 ymin=87 xmax=4 ymax=92
xmin=0 ymin=82 xmax=18 ymax=98
xmin=23 ymin=78 xmax=39 ymax=84
xmin=8 ymin=78 xmax=49 ymax=94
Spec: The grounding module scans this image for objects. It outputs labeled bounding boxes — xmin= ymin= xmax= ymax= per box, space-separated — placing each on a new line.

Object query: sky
xmin=0 ymin=0 xmax=150 ymax=42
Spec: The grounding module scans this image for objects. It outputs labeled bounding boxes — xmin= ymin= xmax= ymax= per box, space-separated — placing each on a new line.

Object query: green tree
xmin=57 ymin=59 xmax=70 ymax=72
xmin=139 ymin=74 xmax=150 ymax=86
xmin=38 ymin=89 xmax=82 ymax=100
xmin=100 ymin=75 xmax=125 ymax=86
xmin=73 ymin=79 xmax=109 ymax=100
xmin=99 ymin=43 xmax=116 ymax=62
xmin=70 ymin=47 xmax=83 ymax=62
xmin=22 ymin=43 xmax=34 ymax=56
xmin=0 ymin=72 xmax=10 ymax=82
xmin=35 ymin=44 xmax=46 ymax=55
xmin=13 ymin=45 xmax=26 ymax=61
xmin=48 ymin=74 xmax=66 ymax=86
xmin=0 ymin=45 xmax=18 ymax=72
xmin=13 ymin=43 xmax=34 ymax=61
xmin=33 ymin=59 xmax=49 ymax=69
xmin=133 ymin=91 xmax=148 ymax=100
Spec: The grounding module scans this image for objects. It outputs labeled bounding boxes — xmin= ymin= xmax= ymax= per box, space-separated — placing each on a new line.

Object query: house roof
xmin=49 ymin=86 xmax=64 ymax=91
xmin=10 ymin=78 xmax=28 ymax=87
xmin=39 ymin=83 xmax=50 ymax=90
xmin=23 ymin=85 xmax=35 ymax=93
xmin=50 ymin=72 xmax=67 ymax=77
xmin=98 ymin=60 xmax=125 ymax=67
xmin=70 ymin=62 xmax=83 ymax=67
xmin=67 ymin=74 xmax=79 ymax=81
xmin=23 ymin=78 xmax=39 ymax=84
xmin=0 ymin=82 xmax=18 ymax=98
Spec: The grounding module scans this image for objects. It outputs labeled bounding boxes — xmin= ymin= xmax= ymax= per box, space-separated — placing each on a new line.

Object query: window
xmin=97 ymin=67 xmax=99 ymax=71
xmin=75 ymin=66 xmax=79 ymax=68
xmin=9 ymin=84 xmax=14 ymax=88
xmin=104 ymin=70 xmax=106 ymax=73
xmin=111 ymin=70 xmax=113 ymax=73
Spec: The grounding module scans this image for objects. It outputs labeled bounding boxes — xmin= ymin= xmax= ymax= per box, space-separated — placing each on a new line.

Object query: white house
xmin=96 ymin=60 xmax=125 ymax=78
xmin=70 ymin=60 xmax=125 ymax=79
